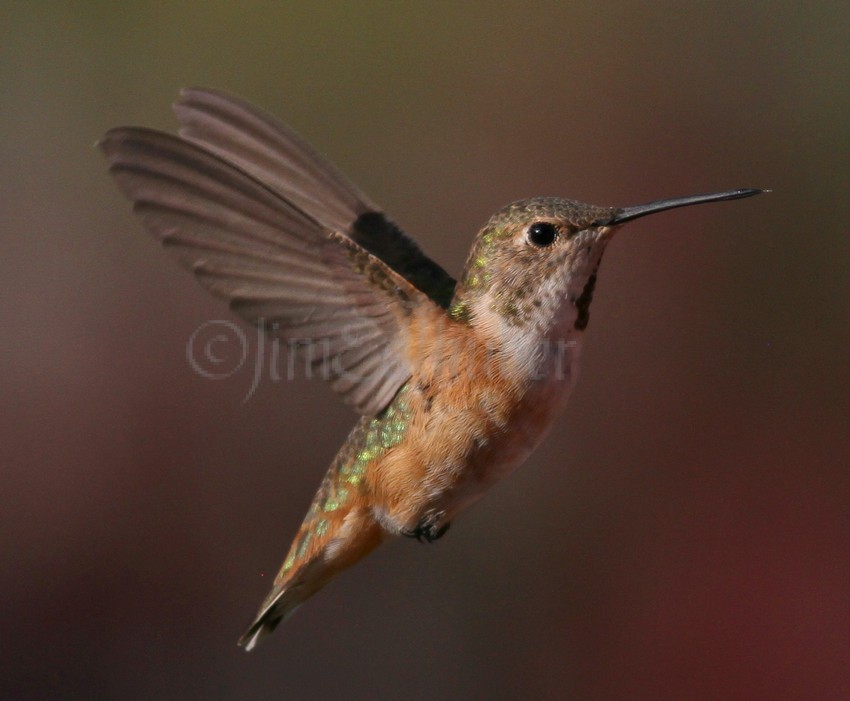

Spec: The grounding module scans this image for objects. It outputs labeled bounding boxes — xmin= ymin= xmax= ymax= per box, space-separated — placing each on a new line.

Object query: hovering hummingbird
xmin=100 ymin=88 xmax=763 ymax=650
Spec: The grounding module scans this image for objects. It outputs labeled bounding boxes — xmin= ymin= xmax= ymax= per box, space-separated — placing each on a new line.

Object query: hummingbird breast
xmin=366 ymin=310 xmax=586 ymax=533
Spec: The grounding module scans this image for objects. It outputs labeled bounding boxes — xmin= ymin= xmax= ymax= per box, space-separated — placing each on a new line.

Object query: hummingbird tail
xmin=238 ymin=504 xmax=386 ymax=651
xmin=238 ymin=607 xmax=288 ymax=652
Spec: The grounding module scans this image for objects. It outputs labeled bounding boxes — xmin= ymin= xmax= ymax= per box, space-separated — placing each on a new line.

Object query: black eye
xmin=527 ymin=221 xmax=558 ymax=247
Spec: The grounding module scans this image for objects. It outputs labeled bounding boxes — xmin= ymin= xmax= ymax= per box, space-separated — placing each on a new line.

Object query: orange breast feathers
xmin=368 ymin=313 xmax=525 ymax=530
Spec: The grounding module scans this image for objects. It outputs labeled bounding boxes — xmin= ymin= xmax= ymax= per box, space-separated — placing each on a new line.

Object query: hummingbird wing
xmin=100 ymin=127 xmax=439 ymax=416
xmin=172 ymin=88 xmax=456 ymax=307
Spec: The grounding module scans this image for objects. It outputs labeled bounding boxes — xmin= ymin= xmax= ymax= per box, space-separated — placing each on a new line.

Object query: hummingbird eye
xmin=526 ymin=221 xmax=558 ymax=247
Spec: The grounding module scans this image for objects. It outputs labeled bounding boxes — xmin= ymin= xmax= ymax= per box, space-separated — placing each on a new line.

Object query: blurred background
xmin=1 ymin=2 xmax=847 ymax=700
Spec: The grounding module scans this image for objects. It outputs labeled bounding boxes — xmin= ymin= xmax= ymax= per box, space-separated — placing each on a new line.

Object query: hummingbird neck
xmin=448 ymin=239 xmax=609 ymax=383
xmin=449 ymin=275 xmax=592 ymax=387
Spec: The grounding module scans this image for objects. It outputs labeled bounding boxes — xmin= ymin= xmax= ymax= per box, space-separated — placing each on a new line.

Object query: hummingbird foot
xmin=402 ymin=514 xmax=451 ymax=543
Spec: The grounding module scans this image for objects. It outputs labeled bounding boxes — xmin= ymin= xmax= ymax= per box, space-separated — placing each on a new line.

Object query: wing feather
xmin=100 ymin=126 xmax=439 ymax=415
xmin=173 ymin=87 xmax=456 ymax=306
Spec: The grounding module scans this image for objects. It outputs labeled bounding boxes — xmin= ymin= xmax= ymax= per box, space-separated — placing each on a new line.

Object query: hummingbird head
xmin=449 ymin=189 xmax=763 ymax=346
xmin=449 ymin=197 xmax=617 ymax=340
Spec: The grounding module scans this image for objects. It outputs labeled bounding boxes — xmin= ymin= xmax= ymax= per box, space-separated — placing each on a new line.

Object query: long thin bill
xmin=602 ymin=188 xmax=766 ymax=226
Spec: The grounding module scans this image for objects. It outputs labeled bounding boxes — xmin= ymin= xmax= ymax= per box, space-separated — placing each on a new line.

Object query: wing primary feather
xmin=100 ymin=96 xmax=450 ymax=415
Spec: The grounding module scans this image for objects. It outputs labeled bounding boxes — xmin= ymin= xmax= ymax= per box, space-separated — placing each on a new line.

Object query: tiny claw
xmin=402 ymin=517 xmax=451 ymax=544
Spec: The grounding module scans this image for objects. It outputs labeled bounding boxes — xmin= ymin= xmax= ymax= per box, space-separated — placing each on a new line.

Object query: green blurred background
xmin=2 ymin=2 xmax=847 ymax=699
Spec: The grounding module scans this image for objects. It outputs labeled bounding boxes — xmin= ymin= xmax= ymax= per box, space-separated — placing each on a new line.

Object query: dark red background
xmin=2 ymin=4 xmax=847 ymax=699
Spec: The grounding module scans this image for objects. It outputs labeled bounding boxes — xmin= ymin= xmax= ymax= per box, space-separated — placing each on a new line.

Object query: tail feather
xmin=238 ymin=504 xmax=385 ymax=650
xmin=239 ymin=612 xmax=285 ymax=652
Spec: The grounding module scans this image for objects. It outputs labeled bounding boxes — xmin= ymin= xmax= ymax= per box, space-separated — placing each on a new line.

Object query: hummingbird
xmin=100 ymin=87 xmax=763 ymax=650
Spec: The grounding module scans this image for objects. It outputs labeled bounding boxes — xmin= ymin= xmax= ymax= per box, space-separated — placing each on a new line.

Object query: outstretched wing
xmin=173 ymin=87 xmax=456 ymax=307
xmin=100 ymin=127 xmax=438 ymax=415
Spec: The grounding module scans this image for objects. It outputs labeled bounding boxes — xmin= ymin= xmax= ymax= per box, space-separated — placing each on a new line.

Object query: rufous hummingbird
xmin=100 ymin=88 xmax=764 ymax=650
